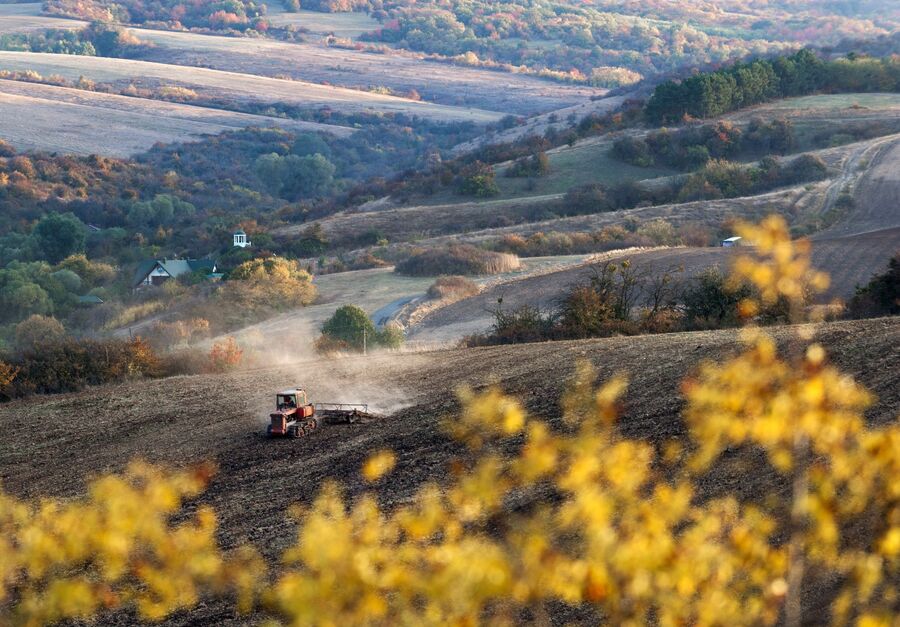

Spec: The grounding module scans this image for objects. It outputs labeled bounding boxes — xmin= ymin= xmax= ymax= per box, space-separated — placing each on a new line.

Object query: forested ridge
xmin=646 ymin=50 xmax=900 ymax=122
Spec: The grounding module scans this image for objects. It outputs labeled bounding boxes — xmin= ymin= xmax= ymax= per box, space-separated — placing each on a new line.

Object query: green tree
xmin=14 ymin=314 xmax=66 ymax=353
xmin=32 ymin=213 xmax=86 ymax=264
xmin=5 ymin=283 xmax=53 ymax=320
xmin=320 ymin=305 xmax=378 ymax=352
xmin=682 ymin=267 xmax=751 ymax=329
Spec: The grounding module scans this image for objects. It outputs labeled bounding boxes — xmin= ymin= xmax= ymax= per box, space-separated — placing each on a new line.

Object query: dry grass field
xmin=0 ymin=316 xmax=896 ymax=624
xmin=0 ymin=51 xmax=505 ymax=122
xmin=409 ymin=228 xmax=898 ymax=343
xmin=0 ymin=2 xmax=82 ymax=32
xmin=0 ymin=77 xmax=354 ymax=156
xmin=126 ymin=28 xmax=602 ymax=114
xmin=264 ymin=7 xmax=380 ymax=38
xmin=0 ymin=7 xmax=598 ymax=115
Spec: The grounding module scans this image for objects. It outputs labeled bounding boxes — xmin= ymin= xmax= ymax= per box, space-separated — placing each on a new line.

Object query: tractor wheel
xmin=290 ymin=426 xmax=301 ymax=438
xmin=266 ymin=424 xmax=273 ymax=437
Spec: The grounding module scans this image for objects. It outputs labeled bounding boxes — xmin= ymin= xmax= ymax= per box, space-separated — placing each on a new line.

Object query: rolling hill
xmin=0 ymin=51 xmax=506 ymax=123
xmin=0 ymin=77 xmax=354 ymax=156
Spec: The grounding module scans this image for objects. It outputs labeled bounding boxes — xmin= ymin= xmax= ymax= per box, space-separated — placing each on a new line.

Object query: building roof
xmin=234 ymin=229 xmax=246 ymax=235
xmin=77 ymin=294 xmax=105 ymax=304
xmin=722 ymin=236 xmax=743 ymax=243
xmin=132 ymin=258 xmax=216 ymax=286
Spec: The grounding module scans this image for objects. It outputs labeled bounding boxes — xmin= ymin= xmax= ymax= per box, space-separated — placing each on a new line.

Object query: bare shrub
xmin=395 ymin=245 xmax=520 ymax=276
xmin=427 ymin=276 xmax=480 ymax=300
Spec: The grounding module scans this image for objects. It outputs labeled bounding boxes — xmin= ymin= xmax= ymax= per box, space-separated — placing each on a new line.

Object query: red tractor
xmin=267 ymin=388 xmax=372 ymax=438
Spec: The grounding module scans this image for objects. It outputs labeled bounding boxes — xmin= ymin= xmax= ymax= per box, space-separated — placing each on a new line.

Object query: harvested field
xmin=0 ymin=51 xmax=503 ymax=123
xmin=0 ymin=78 xmax=352 ymax=156
xmin=265 ymin=7 xmax=380 ymax=38
xmin=126 ymin=28 xmax=602 ymax=114
xmin=811 ymin=227 xmax=900 ymax=292
xmin=818 ymin=136 xmax=900 ymax=238
xmin=0 ymin=317 xmax=896 ymax=624
xmin=0 ymin=2 xmax=79 ymax=32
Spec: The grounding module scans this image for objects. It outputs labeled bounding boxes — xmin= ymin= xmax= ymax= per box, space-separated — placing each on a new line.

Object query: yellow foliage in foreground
xmin=0 ymin=217 xmax=897 ymax=625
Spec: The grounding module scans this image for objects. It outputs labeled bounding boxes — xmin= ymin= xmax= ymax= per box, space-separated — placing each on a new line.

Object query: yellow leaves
xmin=0 ymin=461 xmax=262 ymax=627
xmin=362 ymin=450 xmax=397 ymax=482
xmin=450 ymin=387 xmax=526 ymax=448
xmin=879 ymin=527 xmax=900 ymax=558
xmin=731 ymin=215 xmax=828 ymax=317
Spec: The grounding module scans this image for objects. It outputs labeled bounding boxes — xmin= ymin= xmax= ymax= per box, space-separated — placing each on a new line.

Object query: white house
xmin=721 ymin=236 xmax=743 ymax=247
xmin=233 ymin=229 xmax=252 ymax=248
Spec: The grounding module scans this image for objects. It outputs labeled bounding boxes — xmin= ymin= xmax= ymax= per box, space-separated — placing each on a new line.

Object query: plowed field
xmin=0 ymin=318 xmax=897 ymax=624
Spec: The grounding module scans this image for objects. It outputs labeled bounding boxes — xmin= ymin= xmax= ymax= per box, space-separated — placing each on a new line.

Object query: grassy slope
xmin=264 ymin=7 xmax=380 ymax=38
xmin=0 ymin=51 xmax=504 ymax=123
xmin=126 ymin=28 xmax=602 ymax=115
xmin=494 ymin=137 xmax=679 ymax=198
xmin=0 ymin=77 xmax=353 ymax=156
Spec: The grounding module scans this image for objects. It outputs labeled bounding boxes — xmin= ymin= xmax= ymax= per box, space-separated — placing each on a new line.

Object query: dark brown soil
xmin=0 ymin=318 xmax=897 ymax=624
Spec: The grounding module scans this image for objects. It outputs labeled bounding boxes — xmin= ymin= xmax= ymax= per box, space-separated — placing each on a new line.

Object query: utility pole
xmin=363 ymin=327 xmax=367 ymax=356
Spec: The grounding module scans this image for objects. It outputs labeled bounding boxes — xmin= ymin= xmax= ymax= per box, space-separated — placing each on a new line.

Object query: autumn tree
xmin=222 ymin=257 xmax=317 ymax=313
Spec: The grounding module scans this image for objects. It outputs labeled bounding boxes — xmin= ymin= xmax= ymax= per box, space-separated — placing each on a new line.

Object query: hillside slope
xmin=129 ymin=27 xmax=602 ymax=114
xmin=0 ymin=78 xmax=353 ymax=156
xmin=0 ymin=51 xmax=504 ymax=123
xmin=0 ymin=317 xmax=896 ymax=623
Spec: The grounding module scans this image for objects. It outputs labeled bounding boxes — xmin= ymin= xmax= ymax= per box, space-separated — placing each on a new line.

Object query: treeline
xmin=564 ymin=153 xmax=828 ymax=215
xmin=359 ymin=0 xmax=894 ymax=84
xmin=45 ymin=0 xmax=270 ymax=32
xmin=0 ymin=335 xmax=159 ymax=399
xmin=612 ymin=119 xmax=795 ymax=170
xmin=466 ymin=260 xmax=793 ymax=347
xmin=0 ymin=22 xmax=147 ymax=56
xmin=646 ymin=50 xmax=900 ymax=123
xmin=0 ymin=112 xmax=480 ymax=266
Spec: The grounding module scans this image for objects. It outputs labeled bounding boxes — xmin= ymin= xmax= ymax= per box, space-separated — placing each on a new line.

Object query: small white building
xmin=233 ymin=229 xmax=252 ymax=248
xmin=721 ymin=236 xmax=743 ymax=247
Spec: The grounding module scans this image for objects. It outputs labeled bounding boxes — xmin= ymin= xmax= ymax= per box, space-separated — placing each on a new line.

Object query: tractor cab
xmin=277 ymin=389 xmax=307 ymax=411
xmin=269 ymin=388 xmax=315 ymax=437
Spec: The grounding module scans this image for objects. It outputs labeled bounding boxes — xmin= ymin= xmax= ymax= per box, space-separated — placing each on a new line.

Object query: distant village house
xmin=132 ymin=258 xmax=217 ymax=289
xmin=721 ymin=236 xmax=743 ymax=247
